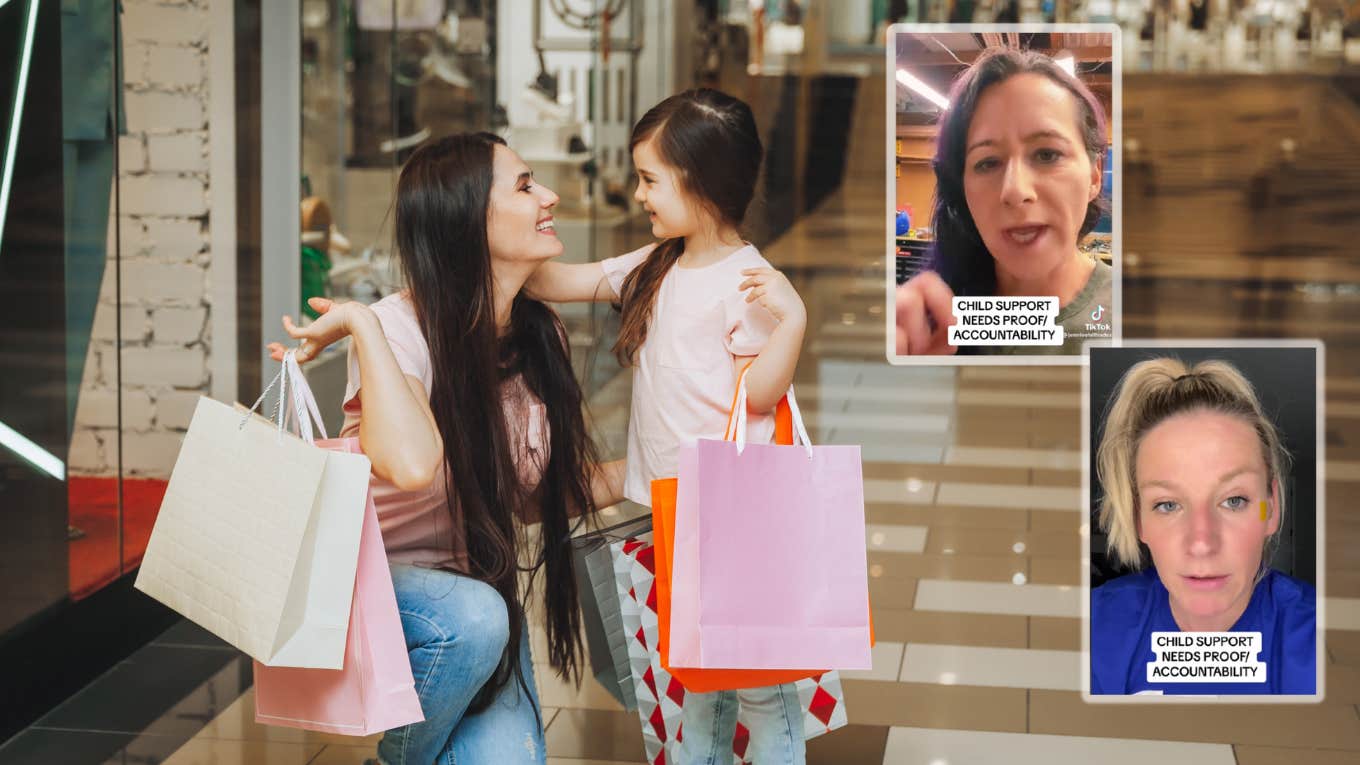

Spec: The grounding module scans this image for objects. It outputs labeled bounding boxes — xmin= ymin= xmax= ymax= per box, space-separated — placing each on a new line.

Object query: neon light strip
xmin=896 ymin=68 xmax=949 ymax=110
xmin=0 ymin=419 xmax=65 ymax=480
xmin=0 ymin=0 xmax=39 ymax=256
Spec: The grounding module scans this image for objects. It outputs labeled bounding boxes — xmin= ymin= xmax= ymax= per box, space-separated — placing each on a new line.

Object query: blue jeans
xmin=676 ymin=683 xmax=805 ymax=765
xmin=377 ymin=565 xmax=546 ymax=765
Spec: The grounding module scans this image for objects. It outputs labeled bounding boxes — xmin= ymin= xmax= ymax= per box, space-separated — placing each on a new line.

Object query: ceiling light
xmin=0 ymin=419 xmax=65 ymax=481
xmin=896 ymin=68 xmax=949 ymax=110
xmin=0 ymin=0 xmax=39 ymax=257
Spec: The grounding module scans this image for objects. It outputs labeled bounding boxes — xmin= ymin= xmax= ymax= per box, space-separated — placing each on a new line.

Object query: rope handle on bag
xmin=238 ymin=350 xmax=330 ymax=445
xmin=721 ymin=363 xmax=814 ymax=458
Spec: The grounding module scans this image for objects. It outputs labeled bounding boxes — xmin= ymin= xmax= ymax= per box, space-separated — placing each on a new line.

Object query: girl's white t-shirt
xmin=602 ymin=243 xmax=779 ymax=506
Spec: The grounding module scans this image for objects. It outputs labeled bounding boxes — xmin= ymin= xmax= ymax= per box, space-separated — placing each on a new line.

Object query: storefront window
xmin=294 ymin=0 xmax=667 ymax=435
xmin=0 ymin=0 xmax=71 ymax=637
xmin=1 ymin=0 xmax=224 ymax=639
xmin=0 ymin=0 xmax=130 ymax=635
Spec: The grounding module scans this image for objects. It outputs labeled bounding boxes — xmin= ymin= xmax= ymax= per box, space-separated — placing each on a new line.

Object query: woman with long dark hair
xmin=894 ymin=46 xmax=1112 ymax=356
xmin=269 ymin=132 xmax=625 ymax=764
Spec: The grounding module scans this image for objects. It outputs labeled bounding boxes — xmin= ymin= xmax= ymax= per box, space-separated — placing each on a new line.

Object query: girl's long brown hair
xmin=613 ymin=89 xmax=763 ymax=365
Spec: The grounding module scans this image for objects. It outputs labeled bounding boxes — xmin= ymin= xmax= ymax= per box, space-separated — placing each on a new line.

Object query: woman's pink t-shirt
xmin=601 ymin=243 xmax=779 ymax=506
xmin=339 ymin=292 xmax=550 ymax=571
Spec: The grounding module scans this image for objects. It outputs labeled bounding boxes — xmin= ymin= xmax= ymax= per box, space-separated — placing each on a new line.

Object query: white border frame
xmin=883 ymin=23 xmax=1123 ymax=366
xmin=1080 ymin=338 xmax=1326 ymax=704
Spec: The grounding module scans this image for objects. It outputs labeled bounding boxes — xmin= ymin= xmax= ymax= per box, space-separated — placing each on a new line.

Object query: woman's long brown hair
xmin=393 ymin=132 xmax=598 ymax=717
xmin=613 ymin=88 xmax=763 ymax=365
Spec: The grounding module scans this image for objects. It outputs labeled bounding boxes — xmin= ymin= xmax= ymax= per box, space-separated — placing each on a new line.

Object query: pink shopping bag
xmin=669 ymin=374 xmax=872 ymax=672
xmin=253 ymin=437 xmax=425 ymax=735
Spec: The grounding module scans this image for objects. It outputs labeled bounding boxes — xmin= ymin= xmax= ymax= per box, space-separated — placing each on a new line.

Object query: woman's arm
xmin=270 ymin=298 xmax=443 ymax=491
xmin=590 ymin=459 xmax=627 ymax=509
xmin=350 ymin=313 xmax=444 ymax=490
xmin=523 ymin=261 xmax=615 ymax=303
xmin=512 ymin=460 xmax=626 ymax=524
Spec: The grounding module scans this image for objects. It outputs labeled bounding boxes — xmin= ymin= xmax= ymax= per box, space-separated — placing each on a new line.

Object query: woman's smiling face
xmin=962 ymin=72 xmax=1101 ymax=286
xmin=486 ymin=144 xmax=563 ymax=265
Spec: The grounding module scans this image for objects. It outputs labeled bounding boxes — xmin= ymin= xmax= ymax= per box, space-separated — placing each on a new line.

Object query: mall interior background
xmin=1 ymin=0 xmax=1359 ymax=762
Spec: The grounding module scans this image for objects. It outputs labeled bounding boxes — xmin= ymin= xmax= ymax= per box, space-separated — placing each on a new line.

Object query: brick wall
xmin=70 ymin=0 xmax=213 ymax=478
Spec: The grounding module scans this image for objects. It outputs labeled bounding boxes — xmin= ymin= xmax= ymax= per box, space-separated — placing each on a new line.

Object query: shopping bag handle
xmin=722 ymin=364 xmax=813 ymax=457
xmin=239 ymin=350 xmax=329 ymax=445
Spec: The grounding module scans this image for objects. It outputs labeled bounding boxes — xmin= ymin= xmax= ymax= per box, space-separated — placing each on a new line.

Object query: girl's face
xmin=632 ymin=136 xmax=703 ymax=240
xmin=962 ymin=72 xmax=1101 ymax=285
xmin=486 ymin=145 xmax=563 ymax=264
xmin=1135 ymin=410 xmax=1279 ymax=631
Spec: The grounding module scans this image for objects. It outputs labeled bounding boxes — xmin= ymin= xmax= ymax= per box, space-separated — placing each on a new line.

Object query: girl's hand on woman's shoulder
xmin=267 ymin=297 xmax=375 ymax=363
xmin=739 ymin=267 xmax=805 ymax=325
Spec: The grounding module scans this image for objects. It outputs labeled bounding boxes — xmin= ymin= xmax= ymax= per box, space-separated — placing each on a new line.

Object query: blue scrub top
xmin=1091 ymin=568 xmax=1316 ymax=695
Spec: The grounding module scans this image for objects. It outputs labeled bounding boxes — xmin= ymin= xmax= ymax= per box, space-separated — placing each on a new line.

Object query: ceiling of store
xmin=894 ymin=32 xmax=1114 ymax=122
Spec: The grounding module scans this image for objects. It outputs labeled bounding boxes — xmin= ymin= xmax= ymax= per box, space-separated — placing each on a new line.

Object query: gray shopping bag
xmin=571 ymin=513 xmax=652 ymax=710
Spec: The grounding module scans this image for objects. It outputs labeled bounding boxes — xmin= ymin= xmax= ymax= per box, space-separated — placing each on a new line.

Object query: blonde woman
xmin=1090 ymin=357 xmax=1315 ymax=695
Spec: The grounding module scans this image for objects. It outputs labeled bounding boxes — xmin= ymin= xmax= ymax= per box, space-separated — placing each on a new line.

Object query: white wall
xmin=70 ymin=0 xmax=218 ymax=478
xmin=496 ymin=0 xmax=685 ymax=180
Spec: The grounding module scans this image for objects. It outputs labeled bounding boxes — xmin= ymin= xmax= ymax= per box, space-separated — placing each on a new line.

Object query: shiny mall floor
xmin=3 ymin=69 xmax=1358 ymax=764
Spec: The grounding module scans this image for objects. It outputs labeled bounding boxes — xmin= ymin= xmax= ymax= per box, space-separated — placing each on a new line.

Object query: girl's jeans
xmin=376 ymin=564 xmax=546 ymax=765
xmin=676 ymin=682 xmax=806 ymax=764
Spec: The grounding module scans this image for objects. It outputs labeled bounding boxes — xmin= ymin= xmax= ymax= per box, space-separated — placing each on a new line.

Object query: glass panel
xmin=302 ymin=0 xmax=400 ymax=426
xmin=517 ymin=0 xmax=649 ymax=458
xmin=299 ymin=1 xmax=505 ymax=425
xmin=0 ymin=0 xmax=128 ymax=628
xmin=110 ymin=0 xmax=211 ymax=595
xmin=0 ymin=0 xmax=71 ymax=633
xmin=67 ymin=0 xmax=126 ymax=601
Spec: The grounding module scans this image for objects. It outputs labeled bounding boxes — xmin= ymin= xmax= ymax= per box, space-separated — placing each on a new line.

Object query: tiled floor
xmin=6 ymin=65 xmax=1360 ymax=765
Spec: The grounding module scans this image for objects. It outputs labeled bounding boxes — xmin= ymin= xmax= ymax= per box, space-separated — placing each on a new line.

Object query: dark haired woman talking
xmin=270 ymin=132 xmax=625 ymax=764
xmin=895 ymin=47 xmax=1112 ymax=356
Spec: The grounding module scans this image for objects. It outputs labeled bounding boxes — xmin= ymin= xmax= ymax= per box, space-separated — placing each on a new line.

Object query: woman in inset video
xmin=1090 ymin=357 xmax=1316 ymax=695
xmin=894 ymin=46 xmax=1112 ymax=356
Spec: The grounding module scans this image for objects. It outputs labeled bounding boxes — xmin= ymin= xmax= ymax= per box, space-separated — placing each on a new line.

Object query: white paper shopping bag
xmin=136 ymin=353 xmax=371 ymax=669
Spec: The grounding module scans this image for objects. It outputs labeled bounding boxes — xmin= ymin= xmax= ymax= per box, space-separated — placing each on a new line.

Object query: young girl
xmin=527 ymin=89 xmax=808 ymax=764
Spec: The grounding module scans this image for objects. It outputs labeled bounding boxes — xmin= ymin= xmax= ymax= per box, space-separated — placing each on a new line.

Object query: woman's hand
xmin=739 ymin=267 xmax=806 ymax=325
xmin=895 ymin=271 xmax=957 ymax=356
xmin=267 ymin=297 xmax=370 ymax=363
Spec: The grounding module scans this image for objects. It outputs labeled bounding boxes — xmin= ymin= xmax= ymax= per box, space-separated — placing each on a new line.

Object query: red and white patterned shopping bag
xmin=611 ymin=538 xmax=848 ymax=764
